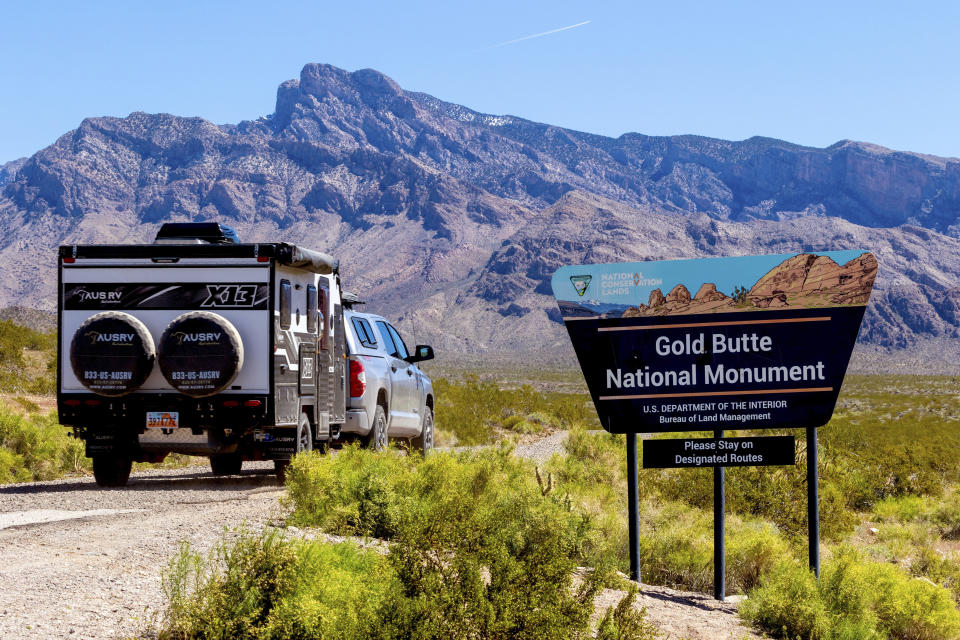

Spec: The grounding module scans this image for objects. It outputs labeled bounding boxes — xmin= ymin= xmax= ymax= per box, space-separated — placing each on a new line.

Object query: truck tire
xmin=274 ymin=414 xmax=313 ymax=482
xmin=364 ymin=404 xmax=388 ymax=451
xmin=158 ymin=311 xmax=244 ymax=397
xmin=92 ymin=455 xmax=132 ymax=487
xmin=69 ymin=311 xmax=155 ymax=396
xmin=210 ymin=453 xmax=242 ymax=476
xmin=411 ymin=407 xmax=434 ymax=454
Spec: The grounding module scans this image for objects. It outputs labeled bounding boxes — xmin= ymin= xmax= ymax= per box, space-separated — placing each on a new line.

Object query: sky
xmin=1 ymin=0 xmax=958 ymax=163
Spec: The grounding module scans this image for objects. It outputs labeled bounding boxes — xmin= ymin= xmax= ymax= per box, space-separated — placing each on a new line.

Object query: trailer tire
xmin=209 ymin=453 xmax=242 ymax=476
xmin=158 ymin=311 xmax=244 ymax=397
xmin=69 ymin=311 xmax=155 ymax=397
xmin=274 ymin=414 xmax=313 ymax=482
xmin=92 ymin=455 xmax=132 ymax=487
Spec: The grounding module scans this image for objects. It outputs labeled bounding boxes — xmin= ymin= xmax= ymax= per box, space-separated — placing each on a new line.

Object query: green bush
xmin=742 ymin=549 xmax=960 ymax=640
xmin=0 ymin=407 xmax=87 ymax=481
xmin=161 ymin=531 xmax=396 ymax=640
xmin=0 ymin=319 xmax=56 ymax=394
xmin=286 ymin=445 xmax=608 ymax=639
xmin=432 ymin=376 xmax=597 ymax=445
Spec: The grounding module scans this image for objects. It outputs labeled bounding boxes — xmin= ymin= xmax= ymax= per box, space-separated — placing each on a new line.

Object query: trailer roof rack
xmin=154 ymin=222 xmax=240 ymax=245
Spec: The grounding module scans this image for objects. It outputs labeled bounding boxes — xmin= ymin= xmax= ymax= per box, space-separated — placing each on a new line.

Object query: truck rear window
xmin=375 ymin=320 xmax=399 ymax=358
xmin=352 ymin=317 xmax=377 ymax=349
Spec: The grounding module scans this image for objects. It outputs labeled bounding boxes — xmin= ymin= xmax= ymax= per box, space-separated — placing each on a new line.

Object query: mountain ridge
xmin=0 ymin=63 xmax=958 ymax=362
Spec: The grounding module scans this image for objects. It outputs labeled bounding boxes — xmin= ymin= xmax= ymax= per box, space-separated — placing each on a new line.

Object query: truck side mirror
xmin=406 ymin=345 xmax=434 ymax=364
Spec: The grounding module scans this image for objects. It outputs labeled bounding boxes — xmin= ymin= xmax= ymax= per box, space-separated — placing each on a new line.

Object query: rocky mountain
xmin=0 ymin=63 xmax=959 ymax=362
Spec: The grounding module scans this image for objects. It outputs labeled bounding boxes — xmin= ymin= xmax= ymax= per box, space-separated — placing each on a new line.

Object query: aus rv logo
xmin=202 ymin=284 xmax=259 ymax=307
xmin=74 ymin=288 xmax=123 ymax=303
xmin=85 ymin=331 xmax=134 ymax=345
xmin=172 ymin=331 xmax=223 ymax=345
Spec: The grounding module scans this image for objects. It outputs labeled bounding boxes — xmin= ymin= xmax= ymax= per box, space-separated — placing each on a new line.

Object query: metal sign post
xmin=627 ymin=433 xmax=641 ymax=582
xmin=714 ymin=429 xmax=725 ymax=601
xmin=807 ymin=426 xmax=820 ymax=577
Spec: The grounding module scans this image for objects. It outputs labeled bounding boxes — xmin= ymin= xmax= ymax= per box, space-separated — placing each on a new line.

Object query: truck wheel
xmin=274 ymin=414 xmax=313 ymax=481
xmin=158 ymin=311 xmax=244 ymax=397
xmin=210 ymin=453 xmax=242 ymax=476
xmin=412 ymin=407 xmax=434 ymax=454
xmin=365 ymin=405 xmax=388 ymax=451
xmin=92 ymin=455 xmax=132 ymax=487
xmin=70 ymin=311 xmax=155 ymax=396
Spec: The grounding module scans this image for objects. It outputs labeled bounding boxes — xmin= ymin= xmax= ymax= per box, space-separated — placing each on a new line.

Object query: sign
xmin=552 ymin=252 xmax=876 ymax=433
xmin=642 ymin=435 xmax=795 ymax=468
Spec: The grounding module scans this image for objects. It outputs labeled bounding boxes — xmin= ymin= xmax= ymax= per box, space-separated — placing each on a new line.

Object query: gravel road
xmin=0 ymin=432 xmax=759 ymax=640
xmin=0 ymin=462 xmax=287 ymax=639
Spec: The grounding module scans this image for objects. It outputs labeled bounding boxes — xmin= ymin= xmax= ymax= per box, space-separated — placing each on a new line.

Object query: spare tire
xmin=69 ymin=311 xmax=156 ymax=396
xmin=158 ymin=311 xmax=244 ymax=397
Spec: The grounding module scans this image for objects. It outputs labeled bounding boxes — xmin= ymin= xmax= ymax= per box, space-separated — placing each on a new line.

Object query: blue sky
xmin=1 ymin=0 xmax=958 ymax=163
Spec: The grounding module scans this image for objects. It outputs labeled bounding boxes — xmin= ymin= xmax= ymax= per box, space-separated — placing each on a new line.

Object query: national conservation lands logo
xmin=569 ymin=275 xmax=592 ymax=297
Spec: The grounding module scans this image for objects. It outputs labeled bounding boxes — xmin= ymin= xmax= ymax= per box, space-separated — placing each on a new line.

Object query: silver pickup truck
xmin=342 ymin=310 xmax=435 ymax=451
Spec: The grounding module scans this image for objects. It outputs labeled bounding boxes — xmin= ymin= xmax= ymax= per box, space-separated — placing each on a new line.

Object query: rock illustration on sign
xmin=622 ymin=253 xmax=878 ymax=317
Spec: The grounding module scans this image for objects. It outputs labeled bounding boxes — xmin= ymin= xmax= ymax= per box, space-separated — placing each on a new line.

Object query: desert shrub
xmin=432 ymin=376 xmax=597 ymax=445
xmin=0 ymin=319 xmax=55 ymax=394
xmin=0 ymin=407 xmax=87 ymax=481
xmin=286 ymin=445 xmax=609 ymax=639
xmin=160 ymin=531 xmax=395 ymax=640
xmin=596 ymin=587 xmax=663 ymax=640
xmin=742 ymin=549 xmax=960 ymax=640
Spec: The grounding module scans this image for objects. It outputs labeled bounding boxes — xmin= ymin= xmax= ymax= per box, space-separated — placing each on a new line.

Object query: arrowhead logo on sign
xmin=552 ymin=252 xmax=877 ymax=434
xmin=570 ymin=275 xmax=592 ymax=297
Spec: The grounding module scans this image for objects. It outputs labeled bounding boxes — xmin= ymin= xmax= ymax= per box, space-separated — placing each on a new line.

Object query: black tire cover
xmin=69 ymin=311 xmax=156 ymax=396
xmin=158 ymin=311 xmax=244 ymax=397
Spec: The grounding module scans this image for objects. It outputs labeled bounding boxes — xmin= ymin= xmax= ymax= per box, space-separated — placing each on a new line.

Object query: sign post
xmin=714 ymin=428 xmax=725 ymax=601
xmin=627 ymin=433 xmax=640 ymax=582
xmin=807 ymin=427 xmax=820 ymax=577
xmin=552 ymin=251 xmax=876 ymax=597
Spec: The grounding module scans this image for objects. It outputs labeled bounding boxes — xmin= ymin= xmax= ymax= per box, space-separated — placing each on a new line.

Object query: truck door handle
xmin=406 ymin=369 xmax=413 ymax=376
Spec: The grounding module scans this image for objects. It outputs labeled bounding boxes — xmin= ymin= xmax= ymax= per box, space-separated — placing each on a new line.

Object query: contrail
xmin=487 ymin=20 xmax=591 ymax=49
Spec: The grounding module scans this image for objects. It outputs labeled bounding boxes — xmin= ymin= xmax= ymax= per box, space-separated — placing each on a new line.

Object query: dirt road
xmin=0 ymin=441 xmax=761 ymax=640
xmin=0 ymin=463 xmax=286 ymax=639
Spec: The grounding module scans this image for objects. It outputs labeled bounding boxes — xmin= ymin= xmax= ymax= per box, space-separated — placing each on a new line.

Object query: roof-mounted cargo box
xmin=154 ymin=222 xmax=240 ymax=245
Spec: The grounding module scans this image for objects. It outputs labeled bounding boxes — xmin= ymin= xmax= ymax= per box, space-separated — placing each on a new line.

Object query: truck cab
xmin=343 ymin=309 xmax=435 ymax=451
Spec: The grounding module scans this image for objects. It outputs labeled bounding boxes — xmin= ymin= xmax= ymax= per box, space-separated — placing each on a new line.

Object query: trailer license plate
xmin=146 ymin=411 xmax=179 ymax=429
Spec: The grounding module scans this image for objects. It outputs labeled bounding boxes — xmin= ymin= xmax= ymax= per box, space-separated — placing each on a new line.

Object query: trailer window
xmin=318 ymin=285 xmax=328 ymax=350
xmin=375 ymin=320 xmax=399 ymax=358
xmin=352 ymin=317 xmax=377 ymax=349
xmin=279 ymin=280 xmax=291 ymax=330
xmin=307 ymin=285 xmax=318 ymax=333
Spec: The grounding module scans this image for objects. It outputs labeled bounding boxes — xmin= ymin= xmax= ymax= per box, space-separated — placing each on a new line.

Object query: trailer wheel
xmin=92 ymin=455 xmax=132 ymax=487
xmin=274 ymin=414 xmax=313 ymax=482
xmin=209 ymin=453 xmax=242 ymax=476
xmin=69 ymin=312 xmax=155 ymax=396
xmin=158 ymin=311 xmax=244 ymax=397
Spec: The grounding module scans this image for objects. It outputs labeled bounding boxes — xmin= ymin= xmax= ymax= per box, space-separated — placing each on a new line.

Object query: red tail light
xmin=244 ymin=400 xmax=262 ymax=407
xmin=349 ymin=359 xmax=366 ymax=398
xmin=64 ymin=399 xmax=82 ymax=406
xmin=84 ymin=399 xmax=101 ymax=406
xmin=222 ymin=400 xmax=239 ymax=407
